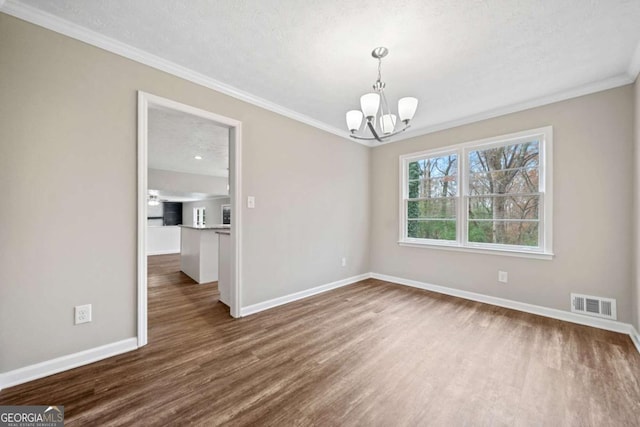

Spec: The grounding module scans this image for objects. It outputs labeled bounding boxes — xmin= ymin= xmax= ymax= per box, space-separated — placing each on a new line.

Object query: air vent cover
xmin=570 ymin=293 xmax=616 ymax=320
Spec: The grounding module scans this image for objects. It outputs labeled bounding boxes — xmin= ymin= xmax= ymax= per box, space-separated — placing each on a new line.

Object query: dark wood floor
xmin=2 ymin=254 xmax=640 ymax=426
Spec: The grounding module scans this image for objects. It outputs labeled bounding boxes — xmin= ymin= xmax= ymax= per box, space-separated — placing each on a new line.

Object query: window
xmin=193 ymin=207 xmax=206 ymax=227
xmin=400 ymin=127 xmax=552 ymax=258
xmin=406 ymin=151 xmax=458 ymax=241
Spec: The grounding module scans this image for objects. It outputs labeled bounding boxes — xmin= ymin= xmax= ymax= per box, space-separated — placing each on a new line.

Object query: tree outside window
xmin=400 ymin=127 xmax=552 ymax=257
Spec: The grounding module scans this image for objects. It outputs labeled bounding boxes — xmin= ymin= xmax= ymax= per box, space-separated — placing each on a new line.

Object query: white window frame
xmin=399 ymin=126 xmax=553 ymax=260
xmin=193 ymin=207 xmax=206 ymax=227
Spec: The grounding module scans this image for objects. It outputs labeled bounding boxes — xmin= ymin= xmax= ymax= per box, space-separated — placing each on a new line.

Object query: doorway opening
xmin=137 ymin=91 xmax=242 ymax=347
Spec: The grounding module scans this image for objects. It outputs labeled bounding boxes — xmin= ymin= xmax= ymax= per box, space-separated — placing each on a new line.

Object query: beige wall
xmin=0 ymin=14 xmax=370 ymax=372
xmin=182 ymin=198 xmax=230 ymax=226
xmin=634 ymin=78 xmax=640 ymax=331
xmin=148 ymin=168 xmax=228 ymax=195
xmin=370 ymin=86 xmax=635 ymax=322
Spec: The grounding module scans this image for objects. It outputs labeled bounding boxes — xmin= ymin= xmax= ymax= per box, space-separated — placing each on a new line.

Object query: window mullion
xmin=401 ymin=158 xmax=408 ymax=241
xmin=538 ymin=195 xmax=544 ymax=250
xmin=458 ymin=147 xmax=466 ymax=245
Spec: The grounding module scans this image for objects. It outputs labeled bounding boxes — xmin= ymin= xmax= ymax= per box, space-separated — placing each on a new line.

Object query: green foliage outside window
xmin=407 ymin=154 xmax=457 ymax=240
xmin=406 ymin=140 xmax=540 ymax=247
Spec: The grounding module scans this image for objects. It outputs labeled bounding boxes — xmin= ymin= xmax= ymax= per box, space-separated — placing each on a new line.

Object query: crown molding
xmin=628 ymin=40 xmax=640 ymax=81
xmin=1 ymin=1 xmax=636 ymax=150
xmin=378 ymin=73 xmax=634 ymax=146
xmin=0 ymin=0 xmax=362 ymax=146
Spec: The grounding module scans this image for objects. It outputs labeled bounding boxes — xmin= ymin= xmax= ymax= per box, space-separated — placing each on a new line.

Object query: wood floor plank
xmin=1 ymin=254 xmax=639 ymax=426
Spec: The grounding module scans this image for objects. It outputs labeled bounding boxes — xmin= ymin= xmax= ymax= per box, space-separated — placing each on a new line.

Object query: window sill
xmin=397 ymin=240 xmax=554 ymax=260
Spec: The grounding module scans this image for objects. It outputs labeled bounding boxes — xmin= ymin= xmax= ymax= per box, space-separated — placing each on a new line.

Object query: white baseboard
xmin=147 ymin=250 xmax=180 ymax=256
xmin=630 ymin=326 xmax=640 ymax=354
xmin=240 ymin=273 xmax=371 ymax=316
xmin=3 ymin=275 xmax=636 ymax=392
xmin=370 ymin=273 xmax=637 ymax=337
xmin=240 ymin=271 xmax=639 ymax=354
xmin=0 ymin=338 xmax=138 ymax=391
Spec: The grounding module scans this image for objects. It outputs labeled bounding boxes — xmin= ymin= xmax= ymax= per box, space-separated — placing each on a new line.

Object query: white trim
xmin=627 ymin=40 xmax=640 ymax=81
xmin=458 ymin=143 xmax=467 ymax=246
xmin=238 ymin=271 xmax=639 ymax=354
xmin=542 ymin=127 xmax=553 ymax=251
xmin=383 ymin=75 xmax=633 ymax=145
xmin=397 ymin=241 xmax=554 ymax=260
xmin=0 ymin=0 xmax=635 ymax=149
xmin=137 ymin=92 xmax=244 ymax=348
xmin=240 ymin=273 xmax=371 ymax=317
xmin=371 ymin=272 xmax=635 ymax=335
xmin=398 ymin=127 xmax=553 ymax=159
xmin=0 ymin=0 xmax=359 ymax=146
xmin=630 ymin=327 xmax=640 ymax=354
xmin=137 ymin=91 xmax=148 ymax=347
xmin=229 ymin=125 xmax=243 ymax=318
xmin=147 ymin=250 xmax=180 ymax=256
xmin=0 ymin=338 xmax=137 ymax=390
xmin=2 ymin=277 xmax=637 ymax=392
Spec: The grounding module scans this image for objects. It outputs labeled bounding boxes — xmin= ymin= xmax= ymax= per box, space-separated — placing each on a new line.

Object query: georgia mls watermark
xmin=0 ymin=406 xmax=64 ymax=427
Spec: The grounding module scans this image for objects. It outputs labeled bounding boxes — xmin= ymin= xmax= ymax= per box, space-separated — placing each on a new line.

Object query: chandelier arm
xmin=382 ymin=123 xmax=411 ymax=138
xmin=373 ymin=123 xmax=411 ymax=139
xmin=378 ymin=57 xmax=387 ymax=124
xmin=350 ymin=123 xmax=412 ymax=141
xmin=367 ymin=120 xmax=382 ymax=142
xmin=380 ymin=90 xmax=391 ymax=120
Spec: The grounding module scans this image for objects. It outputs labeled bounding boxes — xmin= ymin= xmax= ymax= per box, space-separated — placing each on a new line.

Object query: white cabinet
xmin=217 ymin=232 xmax=231 ymax=306
xmin=180 ymin=227 xmax=219 ymax=284
xmin=147 ymin=226 xmax=181 ymax=255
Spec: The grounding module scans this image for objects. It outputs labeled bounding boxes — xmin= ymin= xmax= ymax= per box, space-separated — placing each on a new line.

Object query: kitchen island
xmin=179 ymin=225 xmax=229 ymax=285
xmin=215 ymin=230 xmax=230 ymax=306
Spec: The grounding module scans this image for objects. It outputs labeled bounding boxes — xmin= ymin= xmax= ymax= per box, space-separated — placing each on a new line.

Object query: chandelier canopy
xmin=346 ymin=47 xmax=418 ymax=142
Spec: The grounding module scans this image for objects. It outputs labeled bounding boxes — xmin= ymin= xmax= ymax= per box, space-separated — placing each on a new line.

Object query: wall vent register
xmin=570 ymin=293 xmax=616 ymax=320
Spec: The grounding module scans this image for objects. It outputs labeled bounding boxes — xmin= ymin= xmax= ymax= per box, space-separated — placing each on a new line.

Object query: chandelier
xmin=346 ymin=47 xmax=418 ymax=142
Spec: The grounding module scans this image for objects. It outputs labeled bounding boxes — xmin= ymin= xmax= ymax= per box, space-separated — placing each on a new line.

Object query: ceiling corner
xmin=628 ymin=40 xmax=640 ymax=81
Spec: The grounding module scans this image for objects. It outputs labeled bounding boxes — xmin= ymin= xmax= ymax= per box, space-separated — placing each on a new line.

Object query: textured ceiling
xmin=9 ymin=0 xmax=640 ymax=143
xmin=148 ymin=106 xmax=229 ymax=177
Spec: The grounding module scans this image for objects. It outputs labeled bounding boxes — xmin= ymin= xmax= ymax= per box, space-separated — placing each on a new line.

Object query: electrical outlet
xmin=75 ymin=304 xmax=92 ymax=325
xmin=498 ymin=271 xmax=508 ymax=283
xmin=247 ymin=196 xmax=255 ymax=209
xmin=341 ymin=257 xmax=347 ymax=267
